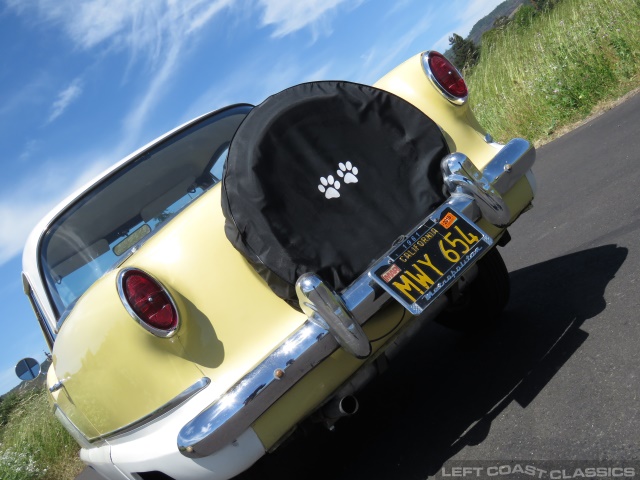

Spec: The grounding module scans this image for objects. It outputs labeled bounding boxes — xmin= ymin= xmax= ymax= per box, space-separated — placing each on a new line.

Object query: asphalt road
xmin=79 ymin=93 xmax=640 ymax=479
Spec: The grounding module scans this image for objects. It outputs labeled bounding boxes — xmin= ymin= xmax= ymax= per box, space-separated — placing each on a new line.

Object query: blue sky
xmin=0 ymin=0 xmax=505 ymax=394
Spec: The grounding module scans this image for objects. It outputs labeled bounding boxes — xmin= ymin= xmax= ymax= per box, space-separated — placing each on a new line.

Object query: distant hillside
xmin=444 ymin=0 xmax=531 ymax=60
xmin=467 ymin=0 xmax=532 ymax=44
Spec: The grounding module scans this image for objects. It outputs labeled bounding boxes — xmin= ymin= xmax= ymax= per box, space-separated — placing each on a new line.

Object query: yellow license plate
xmin=369 ymin=207 xmax=492 ymax=314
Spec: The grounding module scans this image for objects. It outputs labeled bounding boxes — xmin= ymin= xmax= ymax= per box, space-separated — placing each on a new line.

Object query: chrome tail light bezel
xmin=421 ymin=50 xmax=469 ymax=106
xmin=117 ymin=267 xmax=180 ymax=338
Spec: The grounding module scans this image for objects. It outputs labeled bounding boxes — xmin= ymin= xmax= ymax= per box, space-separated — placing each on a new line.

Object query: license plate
xmin=369 ymin=207 xmax=492 ymax=314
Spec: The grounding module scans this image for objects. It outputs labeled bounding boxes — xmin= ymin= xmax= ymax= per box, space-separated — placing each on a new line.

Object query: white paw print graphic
xmin=318 ymin=175 xmax=341 ymax=199
xmin=337 ymin=161 xmax=358 ymax=184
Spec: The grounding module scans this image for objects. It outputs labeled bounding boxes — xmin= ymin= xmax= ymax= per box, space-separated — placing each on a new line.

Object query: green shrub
xmin=513 ymin=5 xmax=537 ymax=28
xmin=0 ymin=392 xmax=23 ymax=427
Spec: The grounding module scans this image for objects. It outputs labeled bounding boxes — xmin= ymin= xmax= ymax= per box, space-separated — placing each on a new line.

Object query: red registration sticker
xmin=381 ymin=264 xmax=402 ymax=283
xmin=440 ymin=212 xmax=457 ymax=229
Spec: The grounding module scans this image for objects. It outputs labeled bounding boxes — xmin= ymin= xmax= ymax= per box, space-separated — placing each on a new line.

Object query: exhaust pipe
xmin=322 ymin=395 xmax=359 ymax=421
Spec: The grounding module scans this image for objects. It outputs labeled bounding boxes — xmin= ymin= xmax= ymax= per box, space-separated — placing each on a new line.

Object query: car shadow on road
xmin=237 ymin=244 xmax=628 ymax=480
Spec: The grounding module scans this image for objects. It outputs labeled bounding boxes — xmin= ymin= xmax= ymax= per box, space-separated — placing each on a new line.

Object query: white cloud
xmin=432 ymin=31 xmax=453 ymax=53
xmin=187 ymin=0 xmax=234 ymax=34
xmin=0 ymin=154 xmax=116 ymax=268
xmin=178 ymin=56 xmax=336 ymax=126
xmin=358 ymin=12 xmax=434 ymax=84
xmin=0 ymin=366 xmax=20 ymax=395
xmin=7 ymin=0 xmax=359 ymax=62
xmin=0 ymin=201 xmax=54 ymax=266
xmin=304 ymin=63 xmax=333 ymax=83
xmin=385 ymin=0 xmax=413 ymax=17
xmin=8 ymin=0 xmax=236 ymax=64
xmin=257 ymin=0 xmax=360 ymax=38
xmin=360 ymin=48 xmax=377 ymax=69
xmin=460 ymin=0 xmax=506 ymax=26
xmin=1 ymin=1 xmax=248 ymax=267
xmin=0 ymin=73 xmax=50 ymax=118
xmin=18 ymin=140 xmax=40 ymax=162
xmin=67 ymin=0 xmax=136 ymax=49
xmin=48 ymin=78 xmax=83 ymax=123
xmin=6 ymin=0 xmax=133 ymax=49
xmin=7 ymin=0 xmax=361 ymax=146
xmin=6 ymin=0 xmax=237 ymax=143
xmin=120 ymin=43 xmax=180 ymax=146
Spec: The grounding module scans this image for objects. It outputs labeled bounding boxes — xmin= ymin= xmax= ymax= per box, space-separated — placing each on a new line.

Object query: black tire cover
xmin=222 ymin=81 xmax=448 ymax=309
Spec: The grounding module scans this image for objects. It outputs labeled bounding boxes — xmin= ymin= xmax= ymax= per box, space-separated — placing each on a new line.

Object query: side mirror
xmin=15 ymin=357 xmax=41 ymax=381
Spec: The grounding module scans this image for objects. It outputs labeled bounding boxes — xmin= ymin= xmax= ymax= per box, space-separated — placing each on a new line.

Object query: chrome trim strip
xmin=178 ymin=139 xmax=536 ymax=458
xmin=116 ymin=268 xmax=181 ymax=338
xmin=52 ymin=377 xmax=210 ymax=446
xmin=22 ymin=273 xmax=56 ymax=348
xmin=98 ymin=377 xmax=210 ymax=441
xmin=421 ymin=51 xmax=468 ymax=106
xmin=54 ymin=405 xmax=94 ymax=450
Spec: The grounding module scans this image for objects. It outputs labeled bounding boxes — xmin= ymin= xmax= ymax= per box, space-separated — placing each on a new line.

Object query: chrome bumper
xmin=177 ymin=138 xmax=536 ymax=458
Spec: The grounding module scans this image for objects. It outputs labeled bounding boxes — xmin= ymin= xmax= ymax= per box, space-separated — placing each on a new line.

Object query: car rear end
xmin=22 ymin=51 xmax=536 ymax=480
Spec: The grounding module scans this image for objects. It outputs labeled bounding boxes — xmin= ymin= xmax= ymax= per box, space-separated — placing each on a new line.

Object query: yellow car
xmin=18 ymin=51 xmax=535 ymax=480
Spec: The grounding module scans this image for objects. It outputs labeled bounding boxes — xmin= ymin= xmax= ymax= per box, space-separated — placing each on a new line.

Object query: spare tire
xmin=222 ymin=81 xmax=449 ymax=309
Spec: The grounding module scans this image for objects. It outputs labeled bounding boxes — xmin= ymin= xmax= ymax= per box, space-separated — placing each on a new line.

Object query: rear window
xmin=40 ymin=105 xmax=251 ymax=317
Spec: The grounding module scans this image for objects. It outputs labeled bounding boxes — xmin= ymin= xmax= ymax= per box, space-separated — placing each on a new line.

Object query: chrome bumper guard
xmin=177 ymin=138 xmax=535 ymax=458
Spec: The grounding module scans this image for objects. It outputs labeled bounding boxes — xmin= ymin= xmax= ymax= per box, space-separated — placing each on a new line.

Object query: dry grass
xmin=0 ymin=389 xmax=84 ymax=480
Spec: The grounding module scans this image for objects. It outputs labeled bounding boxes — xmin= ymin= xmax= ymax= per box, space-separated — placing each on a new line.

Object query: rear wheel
xmin=436 ymin=247 xmax=510 ymax=332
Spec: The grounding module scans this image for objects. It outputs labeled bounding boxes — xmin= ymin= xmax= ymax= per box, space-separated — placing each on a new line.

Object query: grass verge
xmin=467 ymin=0 xmax=640 ymax=145
xmin=0 ymin=389 xmax=84 ymax=480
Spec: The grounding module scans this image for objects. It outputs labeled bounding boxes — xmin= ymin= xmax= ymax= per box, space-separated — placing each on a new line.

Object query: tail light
xmin=118 ymin=268 xmax=179 ymax=337
xmin=422 ymin=51 xmax=468 ymax=105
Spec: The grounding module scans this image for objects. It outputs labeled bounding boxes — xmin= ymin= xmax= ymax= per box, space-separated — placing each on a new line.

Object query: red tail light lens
xmin=119 ymin=269 xmax=178 ymax=336
xmin=423 ymin=51 xmax=468 ymax=104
